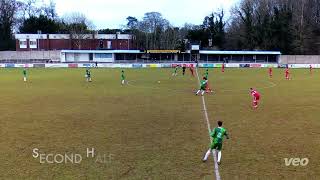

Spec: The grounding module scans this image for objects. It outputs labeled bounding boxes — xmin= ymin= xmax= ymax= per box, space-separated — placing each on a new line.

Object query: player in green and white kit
xmin=85 ymin=68 xmax=92 ymax=82
xmin=203 ymin=121 xmax=229 ymax=164
xmin=196 ymin=77 xmax=208 ymax=96
xmin=23 ymin=68 xmax=27 ymax=82
xmin=172 ymin=66 xmax=178 ymax=76
xmin=121 ymin=70 xmax=126 ymax=85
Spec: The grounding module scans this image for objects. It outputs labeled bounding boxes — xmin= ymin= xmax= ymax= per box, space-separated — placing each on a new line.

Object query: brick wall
xmin=15 ymin=34 xmax=136 ymax=51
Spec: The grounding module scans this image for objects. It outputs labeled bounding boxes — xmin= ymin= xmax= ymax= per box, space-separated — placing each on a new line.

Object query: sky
xmin=43 ymin=0 xmax=238 ymax=29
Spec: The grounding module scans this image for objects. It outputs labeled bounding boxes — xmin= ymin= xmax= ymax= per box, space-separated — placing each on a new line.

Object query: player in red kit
xmin=285 ymin=68 xmax=290 ymax=80
xmin=310 ymin=65 xmax=313 ymax=75
xmin=268 ymin=67 xmax=273 ymax=78
xmin=190 ymin=66 xmax=195 ymax=77
xmin=250 ymin=88 xmax=260 ymax=109
xmin=222 ymin=63 xmax=225 ymax=73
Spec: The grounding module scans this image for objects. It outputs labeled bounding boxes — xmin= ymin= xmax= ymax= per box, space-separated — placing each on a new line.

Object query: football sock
xmin=217 ymin=150 xmax=221 ymax=162
xmin=253 ymin=101 xmax=257 ymax=107
xmin=203 ymin=149 xmax=211 ymax=161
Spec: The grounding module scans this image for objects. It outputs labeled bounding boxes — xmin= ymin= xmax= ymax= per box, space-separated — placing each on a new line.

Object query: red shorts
xmin=254 ymin=96 xmax=260 ymax=101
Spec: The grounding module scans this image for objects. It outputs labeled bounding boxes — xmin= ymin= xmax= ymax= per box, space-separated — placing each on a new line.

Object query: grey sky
xmin=44 ymin=0 xmax=238 ymax=29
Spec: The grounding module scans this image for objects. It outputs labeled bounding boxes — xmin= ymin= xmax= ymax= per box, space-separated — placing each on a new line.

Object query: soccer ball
xmin=158 ymin=81 xmax=161 ymax=84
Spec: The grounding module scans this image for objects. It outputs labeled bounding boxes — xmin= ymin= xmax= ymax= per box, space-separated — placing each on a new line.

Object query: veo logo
xmin=284 ymin=158 xmax=309 ymax=166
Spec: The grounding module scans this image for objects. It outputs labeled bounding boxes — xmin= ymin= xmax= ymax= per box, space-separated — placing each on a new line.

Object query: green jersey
xmin=121 ymin=71 xmax=125 ymax=80
xmin=86 ymin=69 xmax=91 ymax=77
xmin=23 ymin=69 xmax=27 ymax=76
xmin=211 ymin=127 xmax=228 ymax=144
xmin=200 ymin=80 xmax=207 ymax=89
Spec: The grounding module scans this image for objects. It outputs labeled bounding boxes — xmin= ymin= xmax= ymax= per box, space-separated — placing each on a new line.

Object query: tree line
xmin=226 ymin=0 xmax=320 ymax=54
xmin=0 ymin=0 xmax=319 ymax=54
xmin=0 ymin=0 xmax=93 ymax=50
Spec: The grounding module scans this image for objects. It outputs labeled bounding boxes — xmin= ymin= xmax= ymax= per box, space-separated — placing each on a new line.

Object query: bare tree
xmin=41 ymin=0 xmax=57 ymax=20
xmin=139 ymin=12 xmax=171 ymax=49
xmin=0 ymin=0 xmax=18 ymax=50
xmin=21 ymin=0 xmax=39 ymax=18
xmin=62 ymin=12 xmax=95 ymax=49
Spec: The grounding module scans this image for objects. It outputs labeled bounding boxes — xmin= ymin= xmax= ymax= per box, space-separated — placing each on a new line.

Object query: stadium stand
xmin=0 ymin=51 xmax=61 ymax=63
xmin=280 ymin=55 xmax=320 ymax=64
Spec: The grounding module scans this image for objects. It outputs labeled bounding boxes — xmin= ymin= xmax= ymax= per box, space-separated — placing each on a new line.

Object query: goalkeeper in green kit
xmin=202 ymin=121 xmax=229 ymax=165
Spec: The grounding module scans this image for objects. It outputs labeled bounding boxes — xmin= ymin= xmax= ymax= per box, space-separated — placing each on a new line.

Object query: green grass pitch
xmin=0 ymin=68 xmax=319 ymax=179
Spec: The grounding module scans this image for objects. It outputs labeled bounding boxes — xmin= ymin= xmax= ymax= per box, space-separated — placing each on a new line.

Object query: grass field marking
xmin=195 ymin=68 xmax=221 ymax=180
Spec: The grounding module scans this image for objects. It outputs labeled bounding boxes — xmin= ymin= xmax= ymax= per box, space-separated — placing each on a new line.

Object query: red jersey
xmin=285 ymin=69 xmax=289 ymax=74
xmin=251 ymin=90 xmax=260 ymax=99
xmin=269 ymin=68 xmax=272 ymax=73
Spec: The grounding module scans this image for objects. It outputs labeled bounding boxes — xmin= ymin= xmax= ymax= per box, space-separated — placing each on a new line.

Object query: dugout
xmin=143 ymin=50 xmax=179 ymax=62
xmin=60 ymin=50 xmax=281 ymax=63
xmin=198 ymin=51 xmax=281 ymax=63
xmin=60 ymin=50 xmax=142 ymax=63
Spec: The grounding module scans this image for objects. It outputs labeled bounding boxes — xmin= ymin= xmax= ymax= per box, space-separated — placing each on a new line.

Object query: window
xmin=29 ymin=39 xmax=37 ymax=49
xmin=95 ymin=53 xmax=112 ymax=59
xmin=19 ymin=40 xmax=27 ymax=48
xmin=107 ymin=41 xmax=112 ymax=49
xmin=19 ymin=41 xmax=27 ymax=45
xmin=99 ymin=40 xmax=104 ymax=49
xmin=30 ymin=41 xmax=37 ymax=45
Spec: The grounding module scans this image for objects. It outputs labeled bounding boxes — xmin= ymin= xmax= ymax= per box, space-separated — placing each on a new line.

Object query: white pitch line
xmin=195 ymin=68 xmax=221 ymax=180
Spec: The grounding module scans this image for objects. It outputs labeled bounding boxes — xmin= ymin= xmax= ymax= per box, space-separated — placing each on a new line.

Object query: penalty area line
xmin=195 ymin=68 xmax=221 ymax=180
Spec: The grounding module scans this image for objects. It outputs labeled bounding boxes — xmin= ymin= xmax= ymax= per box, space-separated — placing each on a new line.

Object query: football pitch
xmin=0 ymin=68 xmax=319 ymax=179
